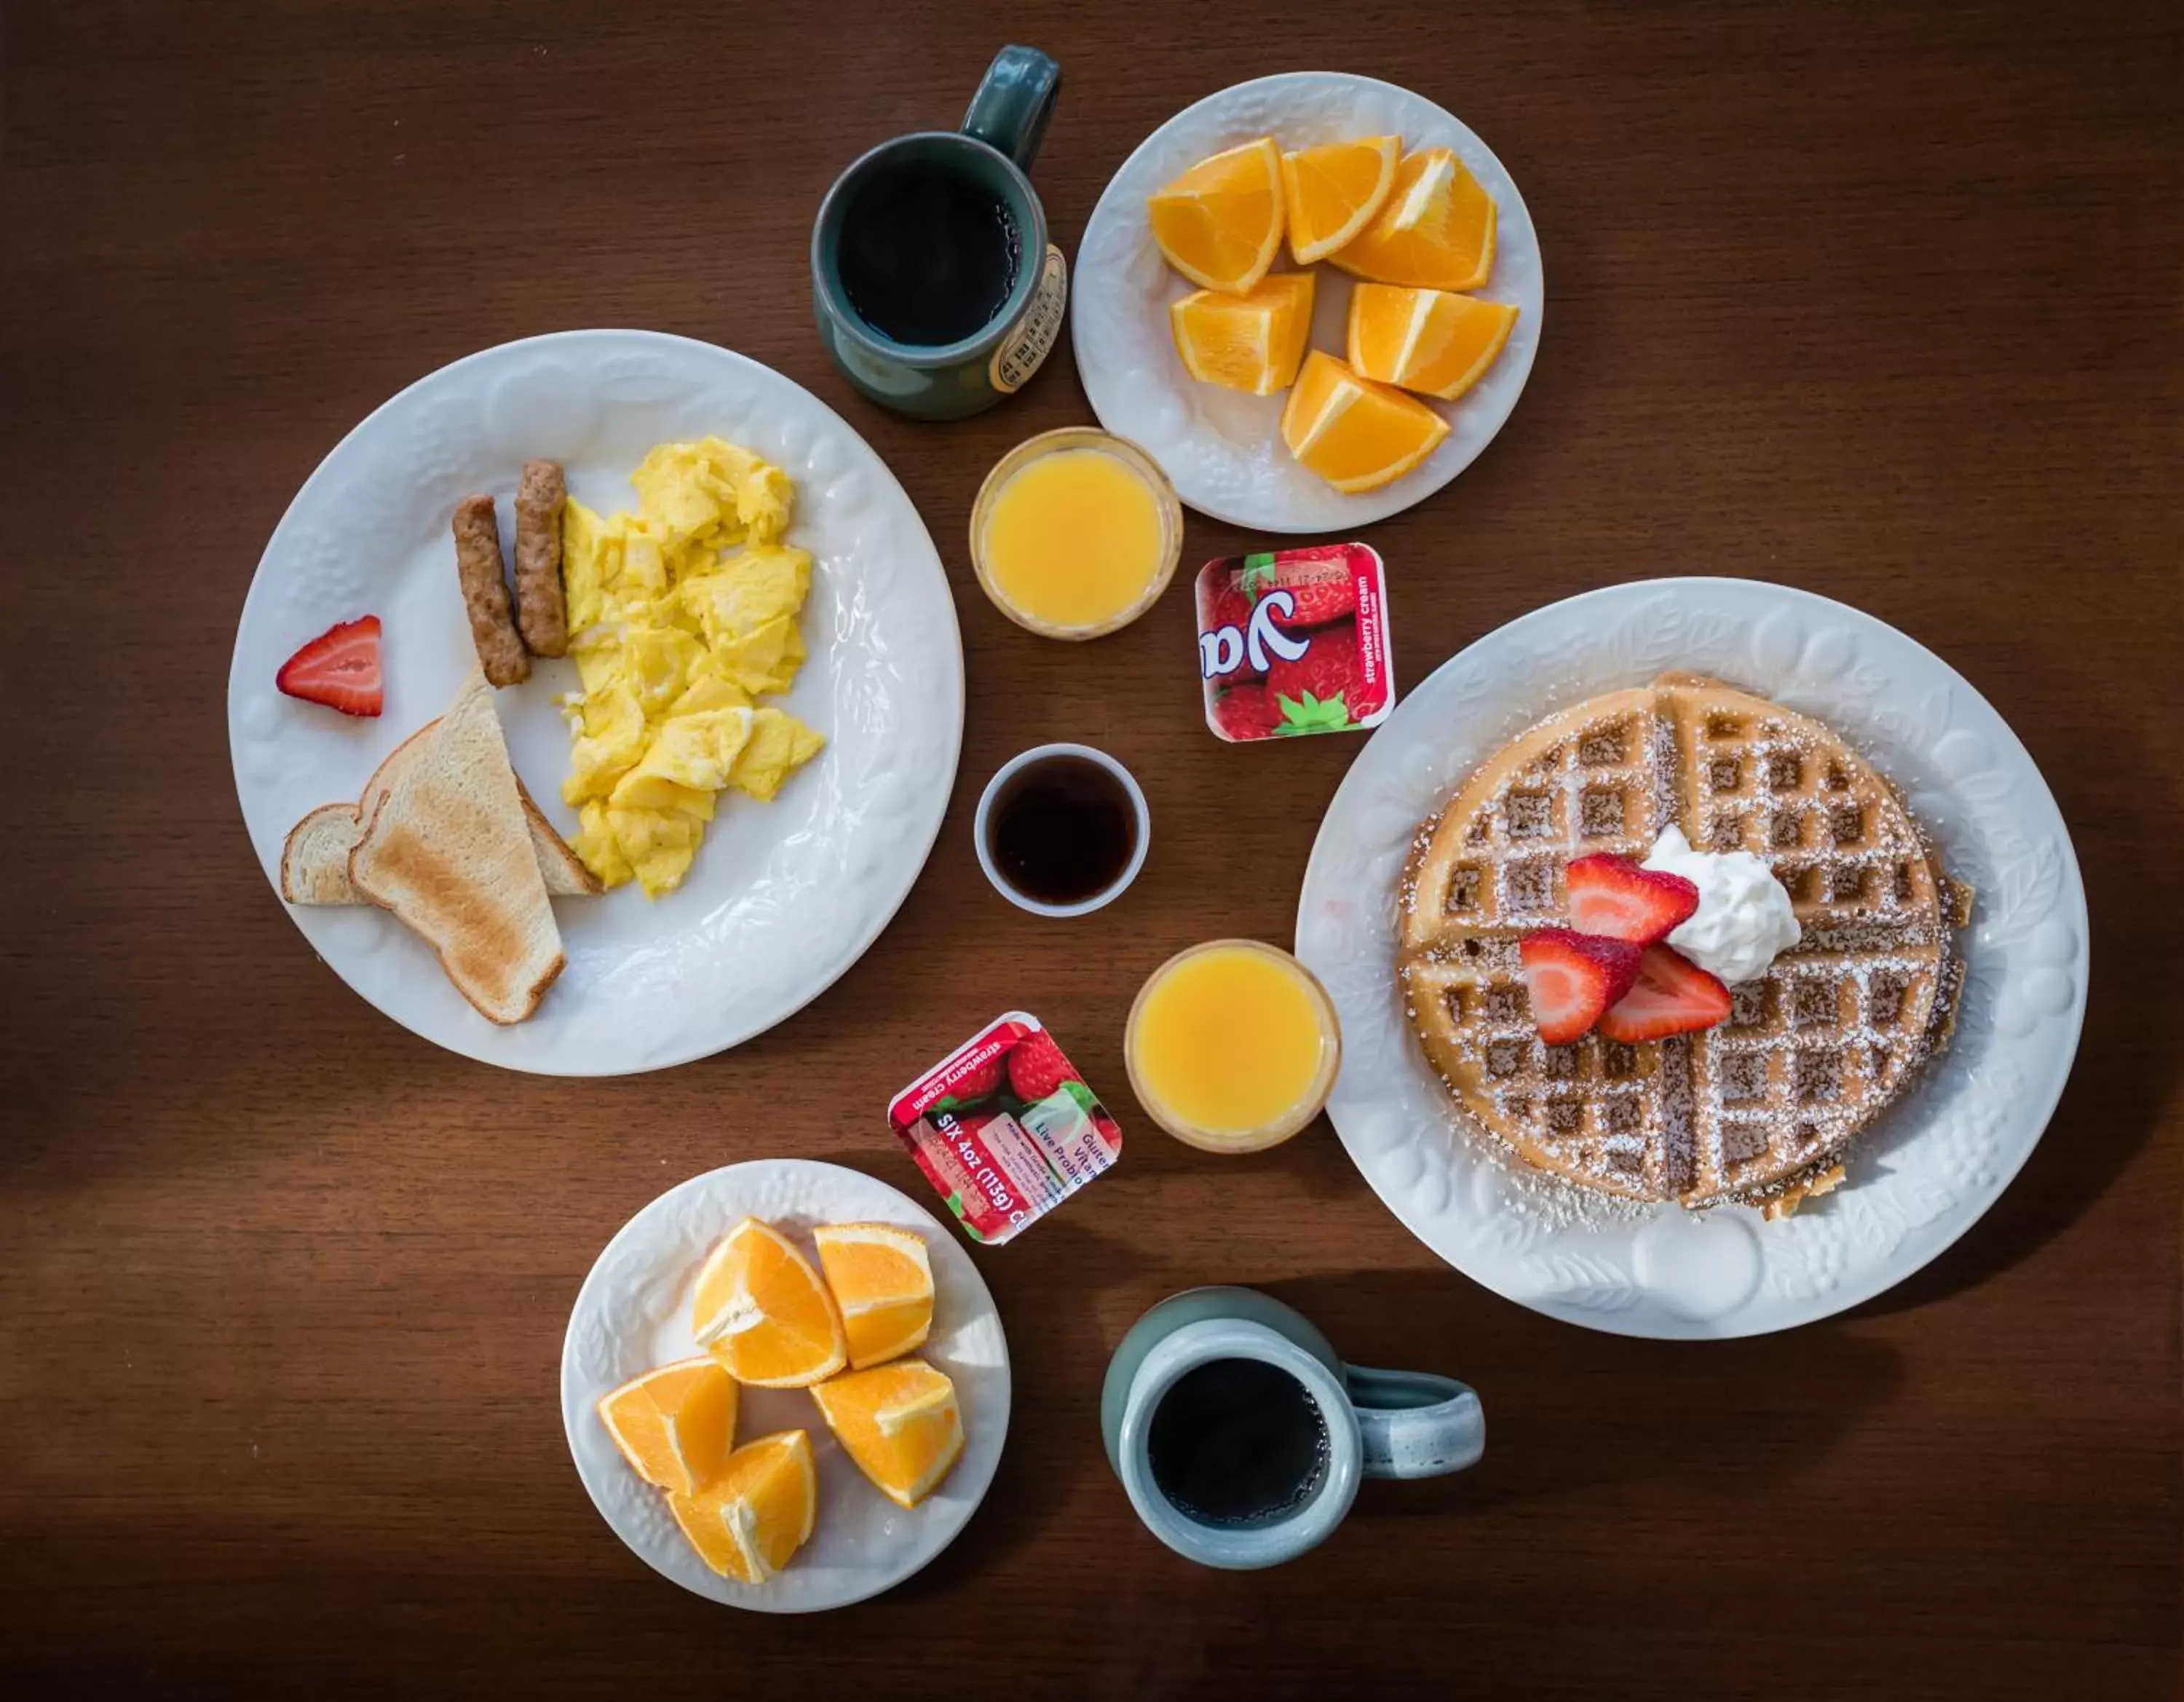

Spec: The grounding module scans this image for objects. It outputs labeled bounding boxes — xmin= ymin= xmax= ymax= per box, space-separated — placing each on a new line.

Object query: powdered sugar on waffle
xmin=1398 ymin=675 xmax=1967 ymax=1213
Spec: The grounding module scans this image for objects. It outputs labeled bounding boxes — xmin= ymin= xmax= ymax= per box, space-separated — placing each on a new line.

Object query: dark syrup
xmin=1147 ymin=1357 xmax=1331 ymax=1527
xmin=985 ymin=754 xmax=1136 ymax=906
xmin=839 ymin=163 xmax=1021 ymax=347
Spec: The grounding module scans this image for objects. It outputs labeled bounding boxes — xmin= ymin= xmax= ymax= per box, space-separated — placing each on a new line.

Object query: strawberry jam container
xmin=1195 ymin=542 xmax=1395 ymax=742
xmin=887 ymin=1013 xmax=1123 ymax=1246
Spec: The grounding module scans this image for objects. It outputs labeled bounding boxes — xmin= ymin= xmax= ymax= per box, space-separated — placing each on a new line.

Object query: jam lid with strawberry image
xmin=887 ymin=1013 xmax=1123 ymax=1246
xmin=1196 ymin=543 xmax=1396 ymax=743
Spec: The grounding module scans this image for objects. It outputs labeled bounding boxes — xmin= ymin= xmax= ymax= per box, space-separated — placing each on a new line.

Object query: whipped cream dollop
xmin=1639 ymin=826 xmax=1801 ymax=984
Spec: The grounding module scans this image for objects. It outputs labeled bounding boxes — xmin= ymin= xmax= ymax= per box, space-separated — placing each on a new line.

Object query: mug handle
xmin=1346 ymin=1365 xmax=1486 ymax=1480
xmin=961 ymin=44 xmax=1061 ymax=172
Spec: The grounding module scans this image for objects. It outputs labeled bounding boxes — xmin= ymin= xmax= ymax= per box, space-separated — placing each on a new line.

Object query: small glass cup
xmin=1125 ymin=939 xmax=1342 ymax=1154
xmin=968 ymin=427 xmax=1183 ymax=640
xmin=974 ymin=743 xmax=1151 ymax=918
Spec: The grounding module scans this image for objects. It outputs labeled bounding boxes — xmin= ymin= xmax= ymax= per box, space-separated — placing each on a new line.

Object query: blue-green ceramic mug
xmin=1101 ymin=1287 xmax=1484 ymax=1570
xmin=811 ymin=46 xmax=1068 ymax=420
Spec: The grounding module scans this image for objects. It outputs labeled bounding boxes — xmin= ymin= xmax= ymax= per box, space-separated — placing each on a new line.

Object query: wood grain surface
xmin=3 ymin=1 xmax=2178 ymax=1696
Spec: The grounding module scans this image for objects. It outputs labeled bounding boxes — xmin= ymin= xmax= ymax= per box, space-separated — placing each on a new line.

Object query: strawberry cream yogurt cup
xmin=888 ymin=1014 xmax=1123 ymax=1246
xmin=1195 ymin=543 xmax=1396 ymax=743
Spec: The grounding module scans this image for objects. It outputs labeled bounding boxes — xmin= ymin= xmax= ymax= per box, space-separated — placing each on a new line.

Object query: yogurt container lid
xmin=1195 ymin=543 xmax=1396 ymax=742
xmin=887 ymin=1013 xmax=1122 ymax=1246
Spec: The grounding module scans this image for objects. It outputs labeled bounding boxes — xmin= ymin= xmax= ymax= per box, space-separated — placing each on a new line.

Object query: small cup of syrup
xmin=975 ymin=743 xmax=1149 ymax=917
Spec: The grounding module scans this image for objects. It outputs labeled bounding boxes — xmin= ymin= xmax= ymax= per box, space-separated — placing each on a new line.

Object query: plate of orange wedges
xmin=560 ymin=1159 xmax=1009 ymax=1610
xmin=1073 ymin=72 xmax=1543 ymax=530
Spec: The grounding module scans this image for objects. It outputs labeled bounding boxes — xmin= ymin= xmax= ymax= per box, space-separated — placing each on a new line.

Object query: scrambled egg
xmin=559 ymin=438 xmax=825 ymax=896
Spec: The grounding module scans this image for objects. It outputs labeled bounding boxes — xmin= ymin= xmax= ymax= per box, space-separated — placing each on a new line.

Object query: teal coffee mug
xmin=1101 ymin=1287 xmax=1484 ymax=1570
xmin=811 ymin=46 xmax=1068 ymax=420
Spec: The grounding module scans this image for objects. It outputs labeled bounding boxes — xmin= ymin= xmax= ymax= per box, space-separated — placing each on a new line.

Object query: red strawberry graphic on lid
xmin=1213 ymin=684 xmax=1285 ymax=740
xmin=1240 ymin=550 xmax=1357 ymax=630
xmin=1195 ymin=544 xmax=1395 ymax=743
xmin=1006 ymin=1026 xmax=1077 ymax=1101
xmin=1267 ymin=625 xmax=1360 ymax=734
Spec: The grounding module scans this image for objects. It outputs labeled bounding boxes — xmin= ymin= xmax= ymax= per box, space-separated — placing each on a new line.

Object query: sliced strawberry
xmin=1518 ymin=928 xmax=1643 ymax=1044
xmin=276 ymin=615 xmax=383 ymax=717
xmin=1564 ymin=854 xmax=1700 ymax=944
xmin=1597 ymin=944 xmax=1733 ymax=1042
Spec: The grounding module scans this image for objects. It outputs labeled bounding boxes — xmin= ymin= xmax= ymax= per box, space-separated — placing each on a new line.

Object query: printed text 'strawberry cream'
xmin=1195 ymin=544 xmax=1396 ymax=742
xmin=887 ymin=1013 xmax=1123 ymax=1245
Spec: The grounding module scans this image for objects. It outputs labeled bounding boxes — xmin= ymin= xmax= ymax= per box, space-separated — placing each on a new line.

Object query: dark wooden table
xmin=4 ymin=2 xmax=2177 ymax=1695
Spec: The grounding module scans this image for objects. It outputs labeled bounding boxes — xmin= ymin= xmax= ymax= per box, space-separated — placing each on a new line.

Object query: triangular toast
xmin=347 ymin=670 xmax=566 ymax=1023
xmin=281 ymin=718 xmax=599 ymax=905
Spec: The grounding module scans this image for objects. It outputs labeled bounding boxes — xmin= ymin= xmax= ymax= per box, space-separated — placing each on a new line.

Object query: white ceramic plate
xmin=561 ymin=1159 xmax=1009 ymax=1611
xmin=228 ymin=330 xmax=962 ymax=1074
xmin=1072 ymin=72 xmax=1543 ymax=531
xmin=1295 ymin=579 xmax=2088 ymax=1337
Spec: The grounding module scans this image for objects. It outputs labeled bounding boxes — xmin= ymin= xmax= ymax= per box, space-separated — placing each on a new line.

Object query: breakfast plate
xmin=1072 ymin=72 xmax=1543 ymax=531
xmin=1295 ymin=579 xmax=2087 ymax=1338
xmin=227 ymin=330 xmax=963 ymax=1074
xmin=561 ymin=1159 xmax=1010 ymax=1612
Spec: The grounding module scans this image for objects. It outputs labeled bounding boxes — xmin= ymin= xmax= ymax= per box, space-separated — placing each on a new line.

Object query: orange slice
xmin=1328 ymin=147 xmax=1496 ymax=291
xmin=596 ymin=1356 xmax=739 ymax=1497
xmin=813 ymin=1222 xmax=935 ymax=1371
xmin=1280 ymin=349 xmax=1452 ymax=494
xmin=667 ymin=1429 xmax=815 ymax=1584
xmin=1346 ymin=282 xmax=1518 ymax=402
xmin=1279 ymin=135 xmax=1400 ymax=264
xmin=692 ymin=1218 xmax=846 ymax=1388
xmin=1168 ymin=272 xmax=1316 ymax=396
xmin=808 ymin=1358 xmax=965 ymax=1510
xmin=1147 ymin=138 xmax=1286 ymax=294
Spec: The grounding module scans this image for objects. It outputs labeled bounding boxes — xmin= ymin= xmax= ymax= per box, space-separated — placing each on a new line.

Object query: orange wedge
xmin=1279 ymin=135 xmax=1400 ymax=264
xmin=809 ymin=1358 xmax=965 ymax=1510
xmin=692 ymin=1218 xmax=846 ymax=1388
xmin=667 ymin=1429 xmax=816 ymax=1584
xmin=1328 ymin=147 xmax=1496 ymax=291
xmin=1168 ymin=272 xmax=1316 ymax=396
xmin=1147 ymin=137 xmax=1286 ymax=293
xmin=596 ymin=1356 xmax=739 ymax=1497
xmin=1280 ymin=349 xmax=1452 ymax=494
xmin=813 ymin=1222 xmax=935 ymax=1371
xmin=1347 ymin=282 xmax=1519 ymax=402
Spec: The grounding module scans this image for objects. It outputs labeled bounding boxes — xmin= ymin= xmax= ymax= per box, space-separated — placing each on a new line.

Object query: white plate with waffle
xmin=1072 ymin=72 xmax=1543 ymax=531
xmin=1296 ymin=579 xmax=2087 ymax=1337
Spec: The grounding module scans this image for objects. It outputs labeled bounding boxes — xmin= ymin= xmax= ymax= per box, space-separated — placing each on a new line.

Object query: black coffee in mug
xmin=1147 ymin=1355 xmax=1331 ymax=1527
xmin=837 ymin=161 xmax=1022 ymax=347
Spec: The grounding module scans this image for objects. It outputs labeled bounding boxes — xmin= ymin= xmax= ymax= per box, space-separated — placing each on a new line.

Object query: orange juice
xmin=1125 ymin=939 xmax=1341 ymax=1153
xmin=972 ymin=430 xmax=1180 ymax=638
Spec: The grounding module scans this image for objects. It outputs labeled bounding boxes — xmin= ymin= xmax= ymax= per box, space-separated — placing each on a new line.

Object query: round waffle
xmin=1399 ymin=673 xmax=1967 ymax=1213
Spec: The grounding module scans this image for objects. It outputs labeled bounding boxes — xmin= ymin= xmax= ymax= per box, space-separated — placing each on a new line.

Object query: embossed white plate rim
xmin=1072 ymin=71 xmax=1543 ymax=531
xmin=227 ymin=329 xmax=964 ymax=1076
xmin=559 ymin=1159 xmax=1010 ymax=1611
xmin=1294 ymin=576 xmax=2089 ymax=1337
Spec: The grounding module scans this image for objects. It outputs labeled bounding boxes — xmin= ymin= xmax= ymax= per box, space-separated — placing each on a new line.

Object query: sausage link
xmin=451 ymin=494 xmax=529 ymax=686
xmin=513 ymin=459 xmax=569 ymax=657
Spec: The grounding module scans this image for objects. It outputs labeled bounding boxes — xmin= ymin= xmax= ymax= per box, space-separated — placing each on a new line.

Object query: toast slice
xmin=361 ymin=719 xmax=598 ymax=895
xmin=282 ymin=721 xmax=601 ymax=905
xmin=347 ymin=669 xmax=566 ymax=1023
xmin=280 ymin=803 xmax=368 ymax=904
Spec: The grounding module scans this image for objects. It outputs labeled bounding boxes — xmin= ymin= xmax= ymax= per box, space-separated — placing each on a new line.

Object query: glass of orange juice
xmin=970 ymin=427 xmax=1183 ymax=639
xmin=1125 ymin=939 xmax=1342 ymax=1154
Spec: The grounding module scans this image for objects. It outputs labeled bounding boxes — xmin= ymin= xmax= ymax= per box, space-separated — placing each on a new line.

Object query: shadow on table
xmin=1141 ymin=1111 xmax=1369 ymax=1202
xmin=1255 ymin=1267 xmax=1906 ymax=1520
xmin=879 ymin=1215 xmax=1134 ymax=1607
xmin=1852 ymin=659 xmax=2174 ymax=1316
